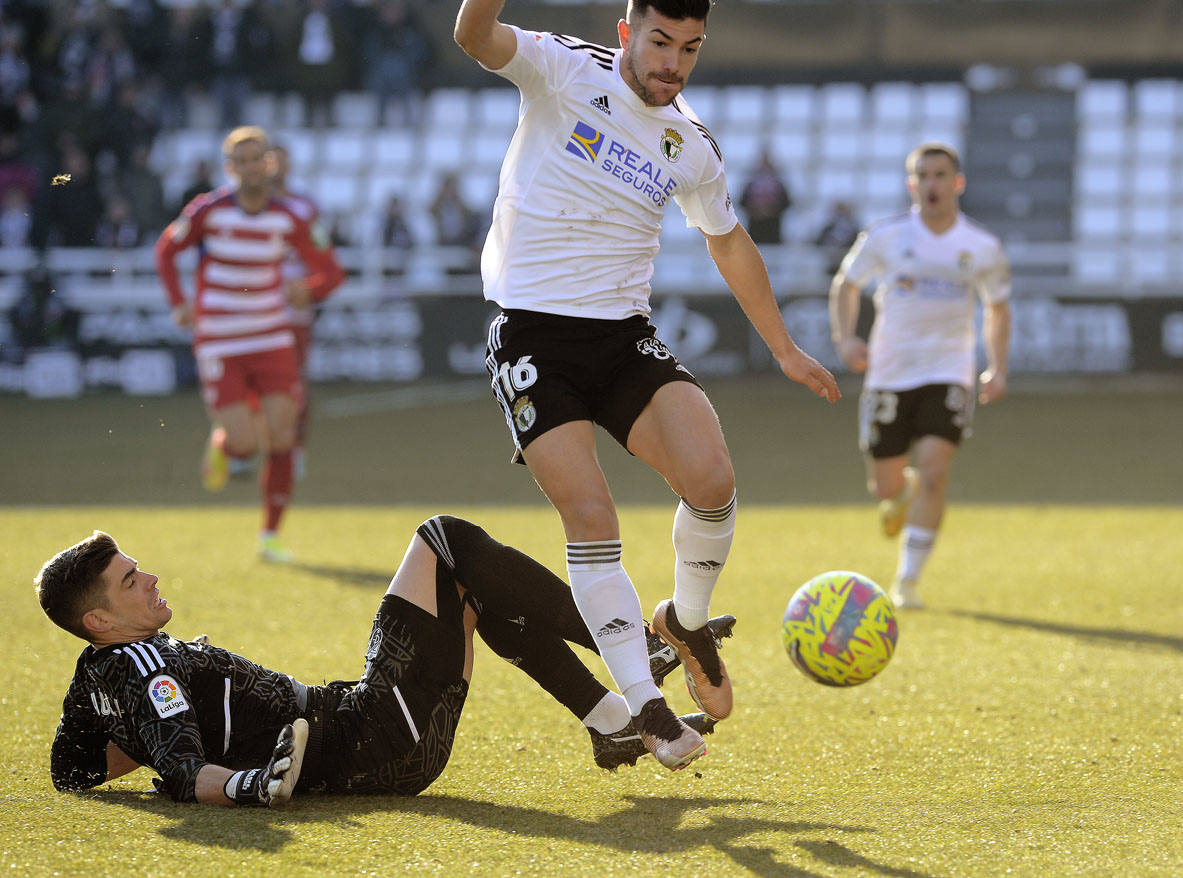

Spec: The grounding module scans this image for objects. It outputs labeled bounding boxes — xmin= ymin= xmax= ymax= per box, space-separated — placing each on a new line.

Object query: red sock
xmin=262 ymin=450 xmax=293 ymax=532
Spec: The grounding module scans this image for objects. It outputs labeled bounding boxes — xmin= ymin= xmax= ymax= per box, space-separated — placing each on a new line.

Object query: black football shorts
xmin=859 ymin=382 xmax=975 ymax=458
xmin=484 ymin=309 xmax=701 ymax=463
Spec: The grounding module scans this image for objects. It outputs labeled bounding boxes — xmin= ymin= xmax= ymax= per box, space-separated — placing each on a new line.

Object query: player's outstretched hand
xmin=224 ymin=718 xmax=308 ymax=807
xmin=780 ymin=348 xmax=841 ymax=403
xmin=978 ymin=369 xmax=1007 ymax=404
xmin=835 ymin=336 xmax=868 ymax=374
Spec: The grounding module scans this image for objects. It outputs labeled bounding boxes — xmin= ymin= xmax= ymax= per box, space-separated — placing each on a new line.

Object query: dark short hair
xmin=906 ymin=141 xmax=961 ymax=174
xmin=628 ymin=0 xmax=713 ymax=23
xmin=35 ymin=531 xmax=119 ymax=641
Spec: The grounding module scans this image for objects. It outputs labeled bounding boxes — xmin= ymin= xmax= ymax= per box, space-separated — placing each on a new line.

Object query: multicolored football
xmin=781 ymin=571 xmax=899 ymax=686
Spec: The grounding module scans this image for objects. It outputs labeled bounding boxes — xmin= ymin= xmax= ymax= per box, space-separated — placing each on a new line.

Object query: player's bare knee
xmin=384 ymin=535 xmax=439 ymax=615
xmin=558 ymin=497 xmax=618 ymax=541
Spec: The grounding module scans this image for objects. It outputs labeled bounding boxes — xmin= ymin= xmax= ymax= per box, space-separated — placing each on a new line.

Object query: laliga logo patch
xmin=565 ymin=121 xmax=604 ymax=162
xmin=149 ymin=675 xmax=190 ymax=718
xmin=512 ymin=396 xmax=536 ymax=432
xmin=660 ymin=128 xmax=684 ymax=163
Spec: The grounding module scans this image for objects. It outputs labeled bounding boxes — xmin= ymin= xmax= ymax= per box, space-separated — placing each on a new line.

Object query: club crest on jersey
xmin=513 ymin=396 xmax=537 ymax=432
xmin=149 ymin=674 xmax=190 ymax=718
xmin=660 ymin=128 xmax=684 ymax=163
xmin=566 ymin=121 xmax=604 ymax=162
xmin=958 ymin=250 xmax=973 ymax=270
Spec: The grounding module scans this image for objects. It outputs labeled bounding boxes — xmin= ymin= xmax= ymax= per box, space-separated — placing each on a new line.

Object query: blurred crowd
xmin=0 ymin=0 xmax=434 ymax=250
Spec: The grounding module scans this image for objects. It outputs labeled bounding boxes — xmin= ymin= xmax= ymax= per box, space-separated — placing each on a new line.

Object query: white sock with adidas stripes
xmin=898 ymin=525 xmax=937 ymax=583
xmin=566 ymin=540 xmax=661 ymax=716
xmin=672 ymin=492 xmax=736 ymax=630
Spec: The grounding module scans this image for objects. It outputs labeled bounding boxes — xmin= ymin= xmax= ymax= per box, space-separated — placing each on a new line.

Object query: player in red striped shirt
xmin=154 ymin=126 xmax=345 ymax=562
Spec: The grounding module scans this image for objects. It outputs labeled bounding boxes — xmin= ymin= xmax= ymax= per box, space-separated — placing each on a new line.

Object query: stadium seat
xmin=1073 ymin=202 xmax=1123 ymax=240
xmin=171 ymin=130 xmax=221 ymax=172
xmin=719 ymin=85 xmax=768 ymax=126
xmin=333 ymin=92 xmax=380 ymax=129
xmin=1076 ymin=122 xmax=1129 ymax=160
xmin=868 ymin=129 xmax=911 ymax=164
xmin=275 ymin=129 xmax=318 ymax=169
xmin=1076 ymin=80 xmax=1128 ymax=124
xmin=766 ymin=129 xmax=811 ymax=169
xmin=1075 ymin=161 xmax=1124 ymax=199
xmin=459 ymin=171 xmax=499 ymax=212
xmin=815 ymin=167 xmax=859 ymax=201
xmin=681 ymin=85 xmax=719 ymax=122
xmin=310 ymin=170 xmax=362 ymax=215
xmin=1072 ymin=246 xmax=1122 ymax=284
xmin=1127 ymin=244 xmax=1171 ymax=282
xmin=1132 ymin=79 xmax=1180 ymax=121
xmin=819 ymin=129 xmax=862 ymax=164
xmin=321 ymin=130 xmax=372 ymax=169
xmin=421 ymin=130 xmax=467 ymax=171
xmin=426 ymin=89 xmax=473 ymax=129
xmin=819 ymin=83 xmax=866 ymax=125
xmin=1128 ymin=201 xmax=1173 ymax=239
xmin=717 ymin=129 xmax=765 ymax=171
xmin=770 ymin=84 xmax=816 ymax=126
xmin=918 ymin=82 xmax=969 ymax=124
xmin=370 ymin=130 xmax=417 ymax=169
xmin=471 ymin=127 xmax=514 ymax=172
xmin=242 ymin=93 xmax=279 ymax=129
xmin=276 ymin=94 xmax=306 ymax=129
xmin=870 ymin=82 xmax=917 ymax=129
xmin=476 ymin=89 xmax=521 ymax=131
xmin=1132 ymin=121 xmax=1176 ymax=160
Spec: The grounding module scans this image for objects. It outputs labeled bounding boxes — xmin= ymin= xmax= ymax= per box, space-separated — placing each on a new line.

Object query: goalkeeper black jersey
xmin=50 ymin=633 xmax=311 ymax=802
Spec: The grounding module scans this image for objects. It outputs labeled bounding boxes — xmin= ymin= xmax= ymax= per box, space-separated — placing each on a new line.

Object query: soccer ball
xmin=781 ymin=571 xmax=898 ymax=687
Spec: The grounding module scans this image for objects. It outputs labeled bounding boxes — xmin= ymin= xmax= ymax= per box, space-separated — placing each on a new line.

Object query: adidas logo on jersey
xmin=596 ymin=618 xmax=635 ymax=637
xmin=590 ymin=94 xmax=611 ymax=116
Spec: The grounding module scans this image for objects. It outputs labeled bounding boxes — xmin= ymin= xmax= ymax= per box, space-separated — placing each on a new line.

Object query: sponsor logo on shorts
xmin=683 ymin=559 xmax=722 ymax=570
xmin=148 ymin=675 xmax=190 ymax=718
xmin=512 ymin=395 xmax=536 ymax=432
xmin=636 ymin=338 xmax=674 ymax=360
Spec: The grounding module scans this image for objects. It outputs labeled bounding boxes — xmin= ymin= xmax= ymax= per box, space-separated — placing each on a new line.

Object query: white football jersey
xmin=480 ymin=26 xmax=738 ymax=319
xmin=841 ymin=207 xmax=1011 ymax=390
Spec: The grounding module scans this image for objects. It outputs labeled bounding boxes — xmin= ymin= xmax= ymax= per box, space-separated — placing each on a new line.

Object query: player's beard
xmin=622 ymin=50 xmax=682 ymax=107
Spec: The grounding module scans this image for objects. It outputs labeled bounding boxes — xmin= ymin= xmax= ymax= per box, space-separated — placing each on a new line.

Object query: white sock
xmin=898 ymin=525 xmax=937 ymax=583
xmin=566 ymin=541 xmax=661 ymax=715
xmin=581 ymin=691 xmax=631 ymax=734
xmin=672 ymin=492 xmax=736 ymax=630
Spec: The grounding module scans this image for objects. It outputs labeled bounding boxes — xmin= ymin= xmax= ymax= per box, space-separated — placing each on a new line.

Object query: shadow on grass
xmin=946 ymin=610 xmax=1183 ymax=653
xmin=402 ymin=793 xmax=935 ymax=878
xmin=85 ymin=789 xmax=934 ymax=876
xmin=287 ymin=561 xmax=391 ymax=589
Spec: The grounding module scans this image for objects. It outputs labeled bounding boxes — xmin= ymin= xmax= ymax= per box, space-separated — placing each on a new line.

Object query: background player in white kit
xmin=455 ymin=0 xmax=839 ymax=771
xmin=828 ymin=142 xmax=1011 ymax=610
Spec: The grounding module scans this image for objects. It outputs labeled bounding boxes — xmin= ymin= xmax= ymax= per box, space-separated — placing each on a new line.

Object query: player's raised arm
xmin=455 ymin=0 xmax=518 ymax=70
xmin=703 ymin=222 xmax=840 ymax=402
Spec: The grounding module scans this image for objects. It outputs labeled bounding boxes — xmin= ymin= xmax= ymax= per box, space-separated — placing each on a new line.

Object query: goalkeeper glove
xmin=223 ymin=718 xmax=308 ymax=807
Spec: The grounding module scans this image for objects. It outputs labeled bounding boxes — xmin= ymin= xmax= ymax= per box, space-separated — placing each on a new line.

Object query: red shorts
xmin=197 ymin=345 xmax=303 ymax=412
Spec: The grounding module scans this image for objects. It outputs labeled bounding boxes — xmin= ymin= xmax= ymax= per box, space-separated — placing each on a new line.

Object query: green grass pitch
xmin=2 ymin=503 xmax=1180 ymax=877
xmin=1 ymin=378 xmax=1180 ymax=875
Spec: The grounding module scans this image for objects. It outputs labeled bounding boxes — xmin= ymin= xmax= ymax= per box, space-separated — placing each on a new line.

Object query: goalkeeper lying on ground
xmin=35 ymin=516 xmax=734 ymax=806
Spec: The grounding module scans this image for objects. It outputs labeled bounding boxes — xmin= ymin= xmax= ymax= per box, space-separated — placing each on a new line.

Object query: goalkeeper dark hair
xmin=628 ymin=0 xmax=713 ymax=23
xmin=35 ymin=530 xmax=120 ymax=640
